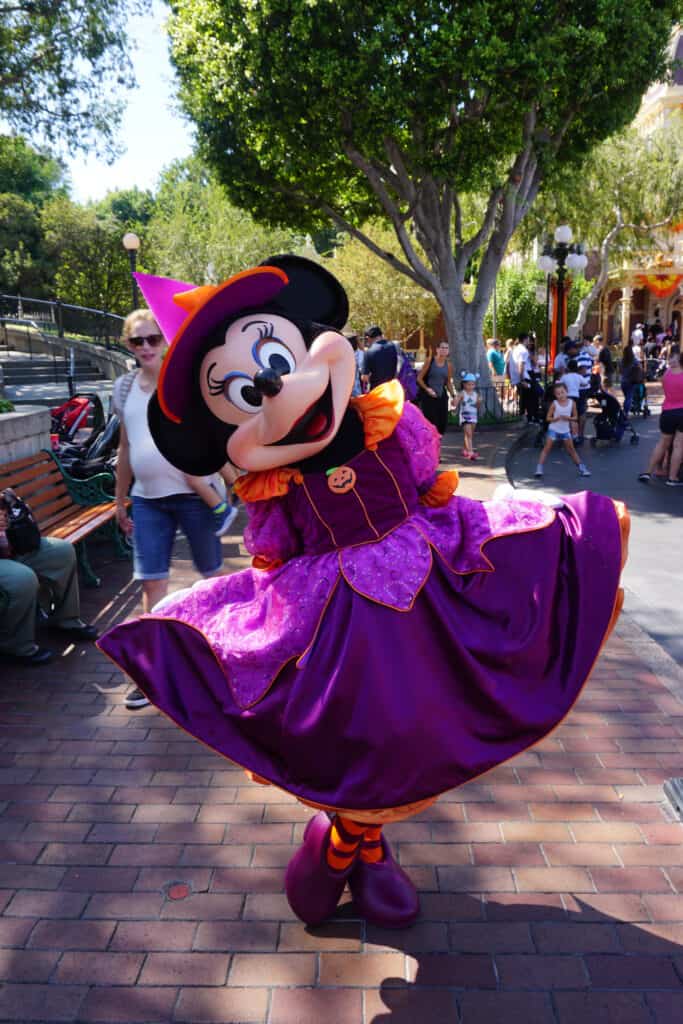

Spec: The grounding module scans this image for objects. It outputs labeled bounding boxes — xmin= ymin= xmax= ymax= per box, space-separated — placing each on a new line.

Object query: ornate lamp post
xmin=122 ymin=232 xmax=141 ymax=310
xmin=537 ymin=225 xmax=588 ymax=380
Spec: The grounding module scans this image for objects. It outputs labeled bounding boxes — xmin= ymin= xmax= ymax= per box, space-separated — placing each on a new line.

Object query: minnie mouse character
xmin=98 ymin=256 xmax=628 ymax=929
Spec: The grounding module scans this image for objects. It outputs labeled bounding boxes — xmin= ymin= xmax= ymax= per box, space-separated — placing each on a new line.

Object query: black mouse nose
xmin=253 ymin=368 xmax=283 ymax=397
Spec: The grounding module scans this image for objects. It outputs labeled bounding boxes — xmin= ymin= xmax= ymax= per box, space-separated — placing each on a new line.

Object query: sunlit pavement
xmin=1 ymin=405 xmax=682 ymax=1023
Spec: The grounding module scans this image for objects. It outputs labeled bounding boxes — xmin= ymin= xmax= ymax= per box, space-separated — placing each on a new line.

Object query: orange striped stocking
xmin=325 ymin=815 xmax=365 ymax=872
xmin=359 ymin=825 xmax=385 ymax=863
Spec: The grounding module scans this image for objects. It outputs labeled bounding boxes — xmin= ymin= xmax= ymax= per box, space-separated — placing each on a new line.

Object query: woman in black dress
xmin=417 ymin=340 xmax=455 ymax=434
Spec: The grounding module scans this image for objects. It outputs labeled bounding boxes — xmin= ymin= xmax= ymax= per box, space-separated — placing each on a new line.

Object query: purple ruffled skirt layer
xmin=98 ymin=493 xmax=622 ymax=811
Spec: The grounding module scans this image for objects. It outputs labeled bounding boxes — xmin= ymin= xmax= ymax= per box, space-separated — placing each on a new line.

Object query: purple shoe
xmin=285 ymin=812 xmax=356 ymax=926
xmin=348 ymin=834 xmax=419 ymax=929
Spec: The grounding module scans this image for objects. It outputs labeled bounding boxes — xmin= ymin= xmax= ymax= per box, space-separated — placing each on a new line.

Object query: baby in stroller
xmin=591 ymin=388 xmax=639 ymax=447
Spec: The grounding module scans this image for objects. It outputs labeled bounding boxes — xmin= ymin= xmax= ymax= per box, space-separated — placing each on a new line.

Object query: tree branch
xmin=342 ymin=136 xmax=440 ymax=293
xmin=569 ymin=207 xmax=625 ymax=335
xmin=318 ymin=201 xmax=435 ymax=292
xmin=459 ymin=185 xmax=503 ymax=267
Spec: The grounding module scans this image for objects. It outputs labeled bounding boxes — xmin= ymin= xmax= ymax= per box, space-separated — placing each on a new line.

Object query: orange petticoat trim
xmin=419 ymin=469 xmax=460 ymax=507
xmin=251 ymin=556 xmax=283 ymax=572
xmin=613 ymin=499 xmax=630 ymax=571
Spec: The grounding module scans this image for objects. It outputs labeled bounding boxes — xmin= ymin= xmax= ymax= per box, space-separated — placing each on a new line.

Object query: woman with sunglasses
xmin=114 ymin=309 xmax=237 ymax=709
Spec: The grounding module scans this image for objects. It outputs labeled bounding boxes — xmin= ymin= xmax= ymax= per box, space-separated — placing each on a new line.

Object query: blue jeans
xmin=131 ymin=494 xmax=222 ymax=580
xmin=621 ymin=382 xmax=634 ymax=417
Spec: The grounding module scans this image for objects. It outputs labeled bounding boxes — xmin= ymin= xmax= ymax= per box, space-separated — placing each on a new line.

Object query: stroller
xmin=590 ymin=389 xmax=639 ymax=447
xmin=50 ymin=393 xmax=106 ymax=445
xmin=646 ymin=356 xmax=666 ymax=382
xmin=55 ymin=413 xmax=120 ymax=487
xmin=630 ymin=380 xmax=651 ymax=417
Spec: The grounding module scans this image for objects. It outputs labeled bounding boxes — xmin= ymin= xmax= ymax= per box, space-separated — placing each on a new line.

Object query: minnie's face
xmin=199 ymin=313 xmax=356 ymax=472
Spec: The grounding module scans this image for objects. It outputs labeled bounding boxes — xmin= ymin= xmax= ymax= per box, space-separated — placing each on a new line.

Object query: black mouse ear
xmin=147 ymin=392 xmax=237 ymax=476
xmin=261 ymin=254 xmax=349 ymax=329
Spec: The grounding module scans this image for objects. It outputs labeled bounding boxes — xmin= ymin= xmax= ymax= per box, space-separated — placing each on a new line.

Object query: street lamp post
xmin=537 ymin=225 xmax=588 ymax=382
xmin=122 ymin=232 xmax=141 ymax=311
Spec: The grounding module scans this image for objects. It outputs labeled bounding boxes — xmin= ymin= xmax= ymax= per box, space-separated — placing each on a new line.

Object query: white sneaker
xmin=125 ymin=687 xmax=150 ymax=709
xmin=578 ymin=464 xmax=592 ymax=477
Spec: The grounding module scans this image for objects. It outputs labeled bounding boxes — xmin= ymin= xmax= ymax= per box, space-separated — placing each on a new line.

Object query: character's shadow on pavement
xmin=322 ymin=893 xmax=683 ymax=1023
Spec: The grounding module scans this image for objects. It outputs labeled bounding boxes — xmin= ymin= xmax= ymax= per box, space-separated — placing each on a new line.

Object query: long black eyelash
xmin=257 ymin=323 xmax=275 ymax=340
xmin=206 ymin=362 xmax=225 ymax=396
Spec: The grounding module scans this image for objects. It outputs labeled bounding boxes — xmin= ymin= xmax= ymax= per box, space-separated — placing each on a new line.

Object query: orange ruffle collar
xmin=234 ymin=380 xmax=404 ymax=503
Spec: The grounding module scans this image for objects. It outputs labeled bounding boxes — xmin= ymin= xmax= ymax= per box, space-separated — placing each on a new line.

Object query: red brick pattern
xmin=1 ymin=429 xmax=683 ymax=1021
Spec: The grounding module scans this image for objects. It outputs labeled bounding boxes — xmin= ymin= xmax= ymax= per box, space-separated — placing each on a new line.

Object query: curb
xmin=503 ymin=422 xmax=536 ymax=485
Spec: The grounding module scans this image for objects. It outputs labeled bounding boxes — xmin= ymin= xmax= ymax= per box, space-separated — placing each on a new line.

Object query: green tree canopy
xmin=97 ymin=188 xmax=156 ymax=230
xmin=168 ymin=0 xmax=681 ymax=375
xmin=0 ymin=134 xmax=65 ymax=295
xmin=0 ymin=1 xmax=147 ymax=152
xmin=482 ymin=262 xmax=592 ymax=343
xmin=145 ymin=156 xmax=306 ymax=283
xmin=41 ymin=197 xmax=135 ymax=313
xmin=0 ymin=135 xmax=64 ymax=205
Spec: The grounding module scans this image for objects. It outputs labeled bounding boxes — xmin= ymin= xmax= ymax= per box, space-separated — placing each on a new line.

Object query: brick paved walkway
xmin=2 ymin=423 xmax=683 ymax=1023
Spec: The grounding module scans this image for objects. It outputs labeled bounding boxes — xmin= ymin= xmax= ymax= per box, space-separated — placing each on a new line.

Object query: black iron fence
xmin=0 ymin=295 xmax=125 ymax=352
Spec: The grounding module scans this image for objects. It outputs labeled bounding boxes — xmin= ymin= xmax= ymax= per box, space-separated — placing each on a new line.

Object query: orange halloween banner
xmin=635 ymin=273 xmax=683 ymax=299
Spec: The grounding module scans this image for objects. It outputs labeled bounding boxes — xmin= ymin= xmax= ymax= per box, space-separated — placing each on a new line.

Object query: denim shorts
xmin=131 ymin=494 xmax=222 ymax=580
xmin=547 ymin=427 xmax=571 ymax=441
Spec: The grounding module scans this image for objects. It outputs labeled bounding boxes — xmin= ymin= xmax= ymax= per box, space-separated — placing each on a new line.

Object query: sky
xmin=65 ymin=0 xmax=192 ymax=203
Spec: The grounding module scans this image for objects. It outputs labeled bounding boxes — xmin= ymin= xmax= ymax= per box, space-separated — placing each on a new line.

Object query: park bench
xmin=0 ymin=449 xmax=129 ymax=587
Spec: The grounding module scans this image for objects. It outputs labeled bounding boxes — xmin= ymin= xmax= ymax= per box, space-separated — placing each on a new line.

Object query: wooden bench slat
xmin=15 ymin=483 xmax=69 ymax=512
xmin=33 ymin=494 xmax=75 ymax=525
xmin=39 ymin=506 xmax=79 ymax=531
xmin=0 ymin=451 xmax=54 ymax=478
xmin=16 ymin=480 xmax=68 ymax=507
xmin=49 ymin=507 xmax=117 ymax=544
xmin=2 ymin=461 xmax=64 ymax=492
xmin=39 ymin=503 xmax=85 ymax=532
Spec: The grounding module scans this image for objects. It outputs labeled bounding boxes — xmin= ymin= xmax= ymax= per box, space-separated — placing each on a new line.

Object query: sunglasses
xmin=129 ymin=334 xmax=164 ymax=348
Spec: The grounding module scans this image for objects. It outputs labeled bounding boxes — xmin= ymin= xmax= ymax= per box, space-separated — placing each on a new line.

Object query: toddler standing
xmin=454 ymin=372 xmax=482 ymax=460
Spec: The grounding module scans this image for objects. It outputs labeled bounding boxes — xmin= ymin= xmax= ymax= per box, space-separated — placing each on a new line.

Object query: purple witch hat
xmin=133 ymin=266 xmax=290 ymax=423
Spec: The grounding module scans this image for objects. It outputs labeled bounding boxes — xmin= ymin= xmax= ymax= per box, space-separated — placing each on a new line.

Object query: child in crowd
xmin=558 ymin=358 xmax=583 ymax=405
xmin=453 ymin=372 xmax=481 ymax=460
xmin=535 ymin=381 xmax=591 ymax=479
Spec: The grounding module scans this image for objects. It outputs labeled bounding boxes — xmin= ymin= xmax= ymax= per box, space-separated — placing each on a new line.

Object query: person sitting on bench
xmin=0 ymin=506 xmax=98 ymax=665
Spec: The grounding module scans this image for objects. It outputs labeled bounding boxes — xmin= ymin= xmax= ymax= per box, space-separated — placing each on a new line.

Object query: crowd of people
xmin=2 ymin=308 xmax=680 ymax=674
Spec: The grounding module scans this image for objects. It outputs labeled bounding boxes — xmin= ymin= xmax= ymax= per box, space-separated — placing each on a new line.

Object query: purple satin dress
xmin=98 ymin=404 xmax=624 ymax=813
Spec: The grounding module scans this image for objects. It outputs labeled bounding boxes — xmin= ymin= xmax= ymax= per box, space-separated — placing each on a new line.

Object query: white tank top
xmin=550 ymin=397 xmax=573 ymax=433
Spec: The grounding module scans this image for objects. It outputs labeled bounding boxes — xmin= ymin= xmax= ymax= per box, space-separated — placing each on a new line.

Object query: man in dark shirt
xmin=362 ymin=325 xmax=398 ymax=391
xmin=596 ymin=335 xmax=614 ymax=388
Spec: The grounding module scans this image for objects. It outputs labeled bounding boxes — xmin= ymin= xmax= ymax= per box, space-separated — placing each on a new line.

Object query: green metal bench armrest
xmin=45 ymin=450 xmax=115 ymax=506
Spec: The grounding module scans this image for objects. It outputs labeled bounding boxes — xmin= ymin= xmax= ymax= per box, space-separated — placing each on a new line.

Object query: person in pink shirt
xmin=639 ymin=345 xmax=683 ymax=486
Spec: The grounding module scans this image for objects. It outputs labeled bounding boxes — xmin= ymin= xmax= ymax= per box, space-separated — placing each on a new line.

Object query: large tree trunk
xmin=439 ymin=290 xmax=491 ymax=383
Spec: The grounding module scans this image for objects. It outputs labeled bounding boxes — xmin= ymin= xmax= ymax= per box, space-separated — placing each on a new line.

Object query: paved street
xmin=0 ymin=415 xmax=683 ymax=1022
xmin=508 ymin=383 xmax=683 ymax=665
